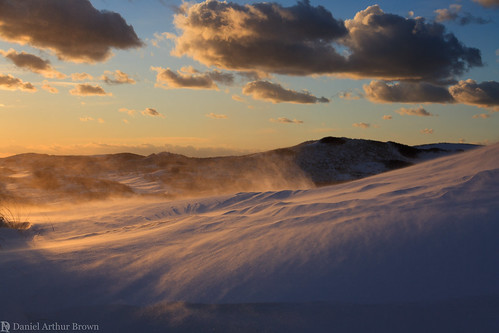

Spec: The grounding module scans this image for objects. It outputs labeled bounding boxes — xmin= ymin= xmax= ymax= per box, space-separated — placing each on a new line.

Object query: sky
xmin=0 ymin=0 xmax=498 ymax=157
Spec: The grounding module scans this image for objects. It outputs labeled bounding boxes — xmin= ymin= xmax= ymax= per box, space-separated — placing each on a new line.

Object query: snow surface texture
xmin=0 ymin=143 xmax=498 ymax=332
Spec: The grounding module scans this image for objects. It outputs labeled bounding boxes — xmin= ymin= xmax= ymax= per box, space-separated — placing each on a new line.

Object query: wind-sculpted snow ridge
xmin=0 ymin=137 xmax=478 ymax=204
xmin=0 ymin=143 xmax=497 ymax=332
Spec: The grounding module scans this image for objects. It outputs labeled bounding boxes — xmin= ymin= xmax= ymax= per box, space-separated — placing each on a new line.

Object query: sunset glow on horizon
xmin=0 ymin=0 xmax=498 ymax=157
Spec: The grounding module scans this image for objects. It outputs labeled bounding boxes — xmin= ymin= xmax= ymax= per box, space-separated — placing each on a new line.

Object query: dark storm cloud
xmin=364 ymin=81 xmax=455 ymax=103
xmin=449 ymin=80 xmax=499 ymax=109
xmin=342 ymin=5 xmax=482 ymax=82
xmin=0 ymin=48 xmax=66 ymax=78
xmin=0 ymin=0 xmax=143 ymax=63
xmin=242 ymin=80 xmax=330 ymax=104
xmin=365 ymin=79 xmax=499 ymax=110
xmin=172 ymin=1 xmax=482 ymax=82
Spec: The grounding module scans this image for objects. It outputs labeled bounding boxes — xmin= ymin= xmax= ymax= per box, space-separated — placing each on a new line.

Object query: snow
xmin=0 ymin=143 xmax=498 ymax=332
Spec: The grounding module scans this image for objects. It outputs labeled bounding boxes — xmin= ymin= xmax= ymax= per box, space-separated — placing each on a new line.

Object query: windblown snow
xmin=0 ymin=142 xmax=497 ymax=332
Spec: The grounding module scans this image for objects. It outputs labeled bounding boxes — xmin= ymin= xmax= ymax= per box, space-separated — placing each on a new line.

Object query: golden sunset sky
xmin=0 ymin=0 xmax=498 ymax=157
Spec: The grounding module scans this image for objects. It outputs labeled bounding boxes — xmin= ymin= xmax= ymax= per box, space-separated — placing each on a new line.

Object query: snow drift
xmin=0 ymin=142 xmax=497 ymax=332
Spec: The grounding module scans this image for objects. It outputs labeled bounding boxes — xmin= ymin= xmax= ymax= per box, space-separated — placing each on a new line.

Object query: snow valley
xmin=0 ymin=138 xmax=497 ymax=332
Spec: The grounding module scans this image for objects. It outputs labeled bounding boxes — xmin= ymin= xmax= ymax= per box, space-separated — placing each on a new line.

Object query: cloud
xmin=270 ymin=117 xmax=304 ymax=124
xmin=364 ymin=79 xmax=499 ymax=110
xmin=141 ymin=107 xmax=164 ymax=118
xmin=71 ymin=72 xmax=94 ymax=81
xmin=150 ymin=32 xmax=175 ymax=48
xmin=473 ymin=0 xmax=499 ymax=8
xmin=448 ymin=79 xmax=499 ymax=110
xmin=206 ymin=113 xmax=228 ymax=119
xmin=232 ymin=95 xmax=245 ymax=103
xmin=396 ymin=106 xmax=434 ymax=117
xmin=0 ymin=0 xmax=143 ymax=63
xmin=79 ymin=116 xmax=94 ymax=122
xmin=383 ymin=115 xmax=393 ymax=120
xmin=353 ymin=122 xmax=370 ymax=129
xmin=342 ymin=5 xmax=482 ymax=82
xmin=101 ymin=70 xmax=136 ymax=85
xmin=151 ymin=66 xmax=218 ymax=90
xmin=0 ymin=73 xmax=36 ymax=92
xmin=119 ymin=108 xmax=137 ymax=116
xmin=42 ymin=82 xmax=58 ymax=94
xmin=172 ymin=0 xmax=347 ymax=76
xmin=0 ymin=48 xmax=66 ymax=78
xmin=473 ymin=113 xmax=491 ymax=119
xmin=364 ymin=81 xmax=454 ymax=103
xmin=242 ymin=81 xmax=329 ymax=104
xmin=172 ymin=2 xmax=481 ymax=81
xmin=70 ymin=84 xmax=111 ymax=96
xmin=434 ymin=4 xmax=489 ymax=25
xmin=338 ymin=90 xmax=364 ymax=100
xmin=421 ymin=128 xmax=434 ymax=134
xmin=435 ymin=4 xmax=462 ymax=22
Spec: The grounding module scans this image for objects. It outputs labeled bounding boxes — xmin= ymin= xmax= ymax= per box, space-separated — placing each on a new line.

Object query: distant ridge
xmin=0 ymin=137 xmax=479 ymax=204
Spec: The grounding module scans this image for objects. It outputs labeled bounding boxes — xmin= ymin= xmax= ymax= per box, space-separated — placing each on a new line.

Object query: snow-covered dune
xmin=0 ymin=143 xmax=497 ymax=332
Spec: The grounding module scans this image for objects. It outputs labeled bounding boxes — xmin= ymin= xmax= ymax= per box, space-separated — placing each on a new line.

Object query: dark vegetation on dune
xmin=0 ymin=137 xmax=477 ymax=204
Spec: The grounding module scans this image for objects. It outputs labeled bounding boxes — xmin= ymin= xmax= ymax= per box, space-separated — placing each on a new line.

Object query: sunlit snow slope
xmin=0 ymin=143 xmax=498 ymax=331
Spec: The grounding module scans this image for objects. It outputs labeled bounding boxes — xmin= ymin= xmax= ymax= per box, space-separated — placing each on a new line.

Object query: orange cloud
xmin=71 ymin=72 xmax=94 ymax=81
xmin=473 ymin=0 xmax=499 ymax=8
xmin=101 ymin=70 xmax=136 ymax=85
xmin=206 ymin=113 xmax=228 ymax=119
xmin=152 ymin=66 xmax=218 ymax=90
xmin=0 ymin=73 xmax=36 ymax=92
xmin=42 ymin=82 xmax=58 ymax=94
xmin=70 ymin=84 xmax=111 ymax=96
xmin=353 ymin=122 xmax=370 ymax=129
xmin=242 ymin=81 xmax=329 ymax=104
xmin=172 ymin=2 xmax=481 ymax=81
xmin=396 ymin=106 xmax=434 ymax=117
xmin=0 ymin=48 xmax=66 ymax=78
xmin=141 ymin=108 xmax=164 ymax=118
xmin=270 ymin=118 xmax=304 ymax=124
xmin=449 ymin=79 xmax=499 ymax=110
